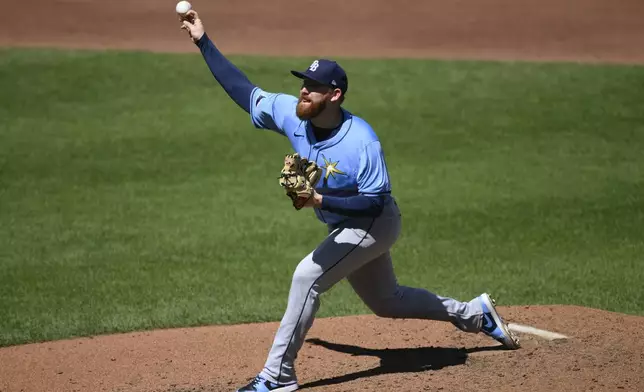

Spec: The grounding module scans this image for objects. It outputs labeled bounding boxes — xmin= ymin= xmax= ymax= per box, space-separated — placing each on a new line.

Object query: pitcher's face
xmin=296 ymin=79 xmax=336 ymax=120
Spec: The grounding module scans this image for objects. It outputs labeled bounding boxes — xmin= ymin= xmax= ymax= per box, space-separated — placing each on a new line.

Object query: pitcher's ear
xmin=330 ymin=88 xmax=343 ymax=102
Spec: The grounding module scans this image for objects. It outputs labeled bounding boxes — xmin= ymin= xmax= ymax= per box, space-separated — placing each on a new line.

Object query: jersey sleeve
xmin=356 ymin=141 xmax=392 ymax=195
xmin=249 ymin=87 xmax=298 ymax=136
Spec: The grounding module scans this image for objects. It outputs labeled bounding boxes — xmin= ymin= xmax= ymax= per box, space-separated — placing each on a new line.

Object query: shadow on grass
xmin=298 ymin=338 xmax=504 ymax=390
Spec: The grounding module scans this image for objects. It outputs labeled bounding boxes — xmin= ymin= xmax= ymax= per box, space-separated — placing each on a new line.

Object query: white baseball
xmin=175 ymin=1 xmax=192 ymax=15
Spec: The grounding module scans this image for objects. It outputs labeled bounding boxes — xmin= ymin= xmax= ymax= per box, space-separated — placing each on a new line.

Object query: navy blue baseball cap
xmin=291 ymin=59 xmax=349 ymax=95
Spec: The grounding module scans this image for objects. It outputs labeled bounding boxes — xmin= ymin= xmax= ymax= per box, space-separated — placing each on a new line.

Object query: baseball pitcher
xmin=179 ymin=9 xmax=520 ymax=392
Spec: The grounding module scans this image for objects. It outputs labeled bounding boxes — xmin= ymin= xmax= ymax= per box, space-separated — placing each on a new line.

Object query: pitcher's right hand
xmin=180 ymin=10 xmax=205 ymax=43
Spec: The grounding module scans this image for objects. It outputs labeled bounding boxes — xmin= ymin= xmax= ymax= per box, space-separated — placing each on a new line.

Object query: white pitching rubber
xmin=507 ymin=323 xmax=569 ymax=340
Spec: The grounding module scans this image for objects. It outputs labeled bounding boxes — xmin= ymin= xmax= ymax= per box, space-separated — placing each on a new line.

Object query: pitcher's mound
xmin=1 ymin=305 xmax=642 ymax=392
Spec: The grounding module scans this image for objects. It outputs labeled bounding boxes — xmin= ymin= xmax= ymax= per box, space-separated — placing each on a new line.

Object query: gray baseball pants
xmin=260 ymin=201 xmax=485 ymax=385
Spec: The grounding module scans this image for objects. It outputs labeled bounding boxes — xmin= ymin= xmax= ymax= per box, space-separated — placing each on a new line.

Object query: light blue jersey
xmin=249 ymin=87 xmax=393 ymax=225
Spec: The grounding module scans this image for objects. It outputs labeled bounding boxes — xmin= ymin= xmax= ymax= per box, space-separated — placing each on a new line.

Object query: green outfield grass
xmin=0 ymin=48 xmax=643 ymax=347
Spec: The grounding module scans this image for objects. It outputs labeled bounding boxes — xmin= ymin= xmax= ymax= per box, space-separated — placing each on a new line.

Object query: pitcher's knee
xmin=291 ymin=269 xmax=316 ymax=289
xmin=291 ymin=265 xmax=330 ymax=296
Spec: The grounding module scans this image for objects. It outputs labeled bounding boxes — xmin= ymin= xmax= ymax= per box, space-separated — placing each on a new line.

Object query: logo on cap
xmin=308 ymin=60 xmax=320 ymax=72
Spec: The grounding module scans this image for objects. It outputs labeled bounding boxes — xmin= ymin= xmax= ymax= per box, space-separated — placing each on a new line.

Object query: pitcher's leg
xmin=347 ymin=252 xmax=484 ymax=332
xmin=260 ymin=218 xmax=397 ymax=385
xmin=259 ymin=250 xmax=321 ymax=385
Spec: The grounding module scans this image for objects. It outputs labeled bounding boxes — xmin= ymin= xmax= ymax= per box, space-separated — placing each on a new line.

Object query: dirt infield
xmin=2 ymin=0 xmax=644 ymax=391
xmin=2 ymin=0 xmax=644 ymax=63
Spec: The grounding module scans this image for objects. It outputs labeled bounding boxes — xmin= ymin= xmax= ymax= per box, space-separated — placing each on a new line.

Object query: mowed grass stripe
xmin=0 ymin=48 xmax=642 ymax=347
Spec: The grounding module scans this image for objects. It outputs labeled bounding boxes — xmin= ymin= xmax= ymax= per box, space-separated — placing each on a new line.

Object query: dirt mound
xmin=1 ymin=306 xmax=642 ymax=392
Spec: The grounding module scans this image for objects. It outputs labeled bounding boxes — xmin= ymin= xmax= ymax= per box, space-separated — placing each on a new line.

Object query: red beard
xmin=296 ymin=97 xmax=328 ymax=120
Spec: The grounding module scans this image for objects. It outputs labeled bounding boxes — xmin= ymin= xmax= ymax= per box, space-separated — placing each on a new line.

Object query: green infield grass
xmin=0 ymin=48 xmax=643 ymax=347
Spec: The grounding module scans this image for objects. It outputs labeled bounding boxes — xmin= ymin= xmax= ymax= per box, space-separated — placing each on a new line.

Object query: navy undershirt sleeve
xmin=196 ymin=33 xmax=256 ymax=113
xmin=320 ymin=194 xmax=387 ymax=217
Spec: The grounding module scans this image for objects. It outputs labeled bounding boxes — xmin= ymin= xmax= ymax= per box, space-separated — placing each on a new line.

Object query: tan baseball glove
xmin=278 ymin=153 xmax=323 ymax=210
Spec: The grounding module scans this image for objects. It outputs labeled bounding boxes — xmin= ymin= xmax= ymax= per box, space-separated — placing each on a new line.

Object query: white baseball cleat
xmin=477 ymin=293 xmax=521 ymax=349
xmin=236 ymin=375 xmax=299 ymax=392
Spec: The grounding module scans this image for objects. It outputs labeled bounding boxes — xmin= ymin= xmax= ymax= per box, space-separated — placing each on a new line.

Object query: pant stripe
xmin=276 ymin=217 xmax=376 ymax=383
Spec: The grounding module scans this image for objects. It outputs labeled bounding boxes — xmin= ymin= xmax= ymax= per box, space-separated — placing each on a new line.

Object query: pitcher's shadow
xmin=299 ymin=338 xmax=504 ymax=390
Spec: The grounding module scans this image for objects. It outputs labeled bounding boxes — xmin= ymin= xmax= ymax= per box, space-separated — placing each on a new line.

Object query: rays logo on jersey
xmin=322 ymin=155 xmax=346 ymax=186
